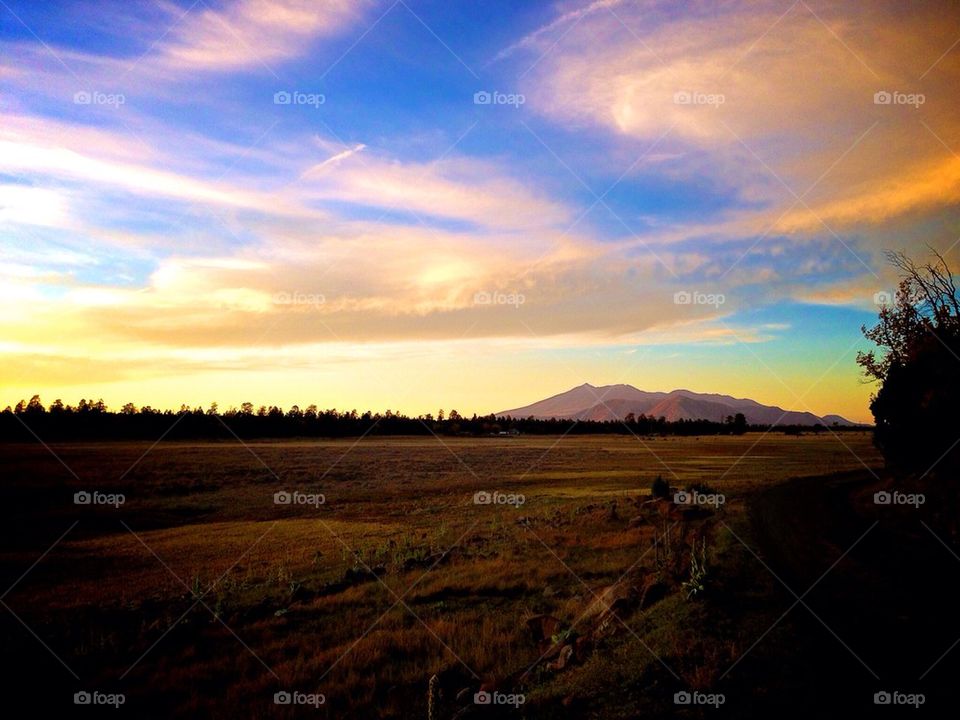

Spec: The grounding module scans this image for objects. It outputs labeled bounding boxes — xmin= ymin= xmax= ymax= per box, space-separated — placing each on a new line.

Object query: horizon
xmin=2 ymin=378 xmax=867 ymax=423
xmin=4 ymin=0 xmax=960 ymax=425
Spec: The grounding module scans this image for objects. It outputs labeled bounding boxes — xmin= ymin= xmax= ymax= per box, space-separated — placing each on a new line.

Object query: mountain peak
xmin=498 ymin=384 xmax=858 ymax=426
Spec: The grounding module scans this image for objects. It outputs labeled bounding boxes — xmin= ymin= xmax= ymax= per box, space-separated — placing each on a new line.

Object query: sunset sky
xmin=3 ymin=0 xmax=960 ymax=423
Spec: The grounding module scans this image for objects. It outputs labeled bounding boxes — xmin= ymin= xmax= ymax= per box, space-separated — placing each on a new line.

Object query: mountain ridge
xmin=498 ymin=383 xmax=860 ymax=426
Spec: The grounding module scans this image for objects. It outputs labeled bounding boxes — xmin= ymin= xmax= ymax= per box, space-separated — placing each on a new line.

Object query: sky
xmin=2 ymin=0 xmax=960 ymax=423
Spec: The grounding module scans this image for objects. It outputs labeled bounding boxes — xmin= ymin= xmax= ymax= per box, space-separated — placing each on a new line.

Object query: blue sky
xmin=3 ymin=0 xmax=960 ymax=421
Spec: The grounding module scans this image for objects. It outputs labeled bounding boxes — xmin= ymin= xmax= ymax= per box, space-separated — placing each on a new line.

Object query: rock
xmin=546 ymin=643 xmax=574 ymax=672
xmin=526 ymin=614 xmax=563 ymax=645
xmin=583 ymin=581 xmax=637 ymax=621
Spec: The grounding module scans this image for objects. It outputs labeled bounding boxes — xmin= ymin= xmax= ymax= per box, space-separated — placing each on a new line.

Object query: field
xmin=6 ymin=431 xmax=944 ymax=718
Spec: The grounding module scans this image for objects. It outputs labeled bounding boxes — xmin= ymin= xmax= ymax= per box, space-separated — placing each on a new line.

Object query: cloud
xmin=521 ymin=0 xmax=960 ymax=233
xmin=777 ymin=154 xmax=960 ymax=233
xmin=0 ymin=211 xmax=745 ymax=355
xmin=0 ymin=137 xmax=298 ymax=214
xmin=299 ymin=151 xmax=573 ymax=230
xmin=0 ymin=185 xmax=70 ymax=228
xmin=155 ymin=0 xmax=365 ymax=73
xmin=493 ymin=0 xmax=628 ymax=63
xmin=0 ymin=0 xmax=368 ymax=95
xmin=0 ymin=107 xmax=572 ymax=239
xmin=303 ymin=143 xmax=367 ymax=173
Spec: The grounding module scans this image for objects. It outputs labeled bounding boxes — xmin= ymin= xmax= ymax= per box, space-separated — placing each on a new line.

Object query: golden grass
xmin=0 ymin=432 xmax=881 ymax=717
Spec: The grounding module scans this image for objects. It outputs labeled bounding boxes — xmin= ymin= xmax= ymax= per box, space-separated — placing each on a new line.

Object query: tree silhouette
xmin=858 ymin=250 xmax=960 ymax=477
xmin=732 ymin=413 xmax=747 ymax=435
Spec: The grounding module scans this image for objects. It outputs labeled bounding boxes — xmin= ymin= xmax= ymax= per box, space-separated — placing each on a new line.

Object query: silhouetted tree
xmin=732 ymin=413 xmax=747 ymax=435
xmin=650 ymin=474 xmax=670 ymax=499
xmin=858 ymin=250 xmax=960 ymax=477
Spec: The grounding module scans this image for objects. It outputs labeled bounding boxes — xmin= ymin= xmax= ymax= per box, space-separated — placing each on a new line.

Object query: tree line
xmin=0 ymin=398 xmax=838 ymax=441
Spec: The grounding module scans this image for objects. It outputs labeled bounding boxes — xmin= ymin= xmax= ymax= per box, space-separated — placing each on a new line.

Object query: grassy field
xmin=0 ymin=433 xmax=882 ymax=717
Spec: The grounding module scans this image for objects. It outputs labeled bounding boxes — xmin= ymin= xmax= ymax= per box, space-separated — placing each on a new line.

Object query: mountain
xmin=498 ymin=383 xmax=859 ymax=426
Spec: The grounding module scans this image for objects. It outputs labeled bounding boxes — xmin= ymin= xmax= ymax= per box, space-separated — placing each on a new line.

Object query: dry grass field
xmin=0 ymin=433 xmax=882 ymax=717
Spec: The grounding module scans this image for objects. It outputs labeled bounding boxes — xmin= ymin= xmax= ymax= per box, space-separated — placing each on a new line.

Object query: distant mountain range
xmin=498 ymin=383 xmax=860 ymax=426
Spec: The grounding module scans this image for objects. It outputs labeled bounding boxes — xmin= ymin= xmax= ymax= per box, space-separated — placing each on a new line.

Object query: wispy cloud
xmin=299 ymin=151 xmax=573 ymax=229
xmin=492 ymin=0 xmax=628 ymax=63
xmin=523 ymin=0 xmax=960 ymax=233
xmin=154 ymin=0 xmax=366 ymax=73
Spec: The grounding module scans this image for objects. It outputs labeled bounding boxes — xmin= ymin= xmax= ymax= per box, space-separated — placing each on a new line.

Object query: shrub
xmin=651 ymin=475 xmax=670 ymax=499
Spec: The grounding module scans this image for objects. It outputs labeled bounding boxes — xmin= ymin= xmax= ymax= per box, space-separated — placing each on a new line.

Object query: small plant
xmin=191 ymin=573 xmax=203 ymax=599
xmin=651 ymin=475 xmax=670 ymax=499
xmin=682 ymin=537 xmax=708 ymax=599
xmin=551 ymin=628 xmax=577 ymax=645
xmin=427 ymin=674 xmax=439 ymax=720
xmin=276 ymin=562 xmax=292 ymax=585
